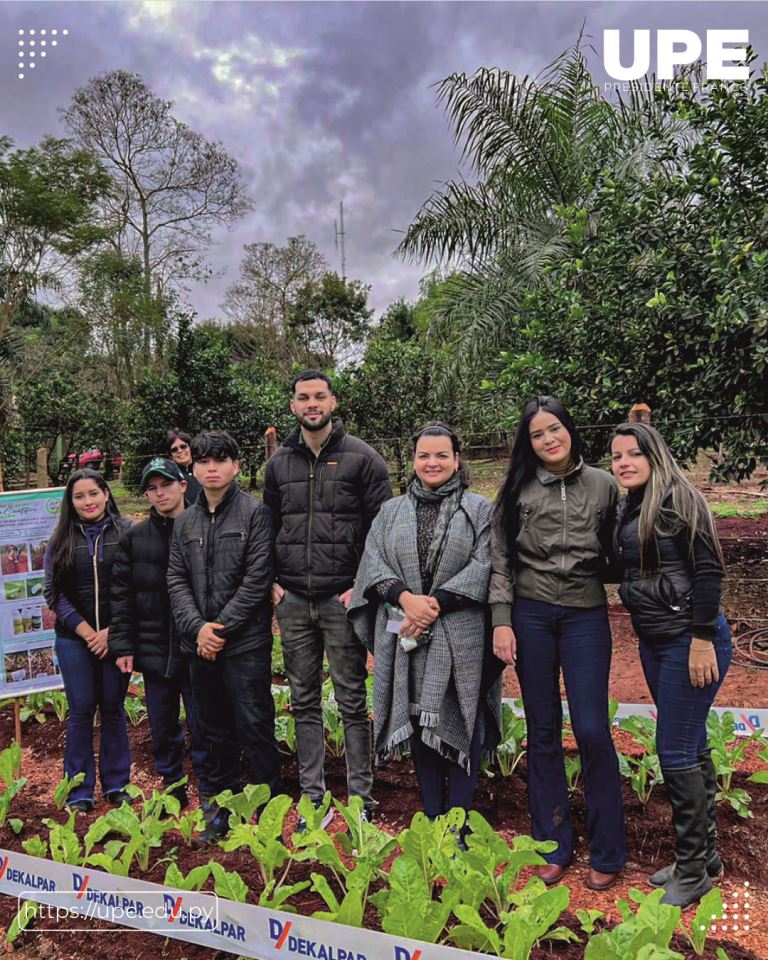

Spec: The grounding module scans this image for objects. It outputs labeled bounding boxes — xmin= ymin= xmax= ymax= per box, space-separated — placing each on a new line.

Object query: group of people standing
xmin=43 ymin=374 xmax=731 ymax=911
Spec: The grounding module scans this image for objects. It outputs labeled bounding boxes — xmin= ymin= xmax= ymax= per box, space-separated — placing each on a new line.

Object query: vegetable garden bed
xmin=0 ymin=684 xmax=766 ymax=960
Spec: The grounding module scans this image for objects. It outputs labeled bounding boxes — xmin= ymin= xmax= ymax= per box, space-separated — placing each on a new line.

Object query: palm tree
xmin=397 ymin=40 xmax=679 ymax=393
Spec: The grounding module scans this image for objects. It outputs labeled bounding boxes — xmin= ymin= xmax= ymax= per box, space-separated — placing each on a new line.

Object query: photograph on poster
xmin=2 ymin=580 xmax=26 ymax=602
xmin=28 ymin=540 xmax=48 ymax=572
xmin=0 ymin=544 xmax=29 ymax=577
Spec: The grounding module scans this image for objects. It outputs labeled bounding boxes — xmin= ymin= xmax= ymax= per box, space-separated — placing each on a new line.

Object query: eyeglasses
xmin=170 ymin=443 xmax=189 ymax=454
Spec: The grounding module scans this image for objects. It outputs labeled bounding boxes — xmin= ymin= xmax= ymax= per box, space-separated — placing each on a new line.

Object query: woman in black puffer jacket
xmin=611 ymin=422 xmax=731 ymax=909
xmin=44 ymin=469 xmax=132 ymax=812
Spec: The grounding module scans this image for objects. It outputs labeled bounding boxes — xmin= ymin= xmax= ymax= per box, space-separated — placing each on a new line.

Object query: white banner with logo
xmin=502 ymin=699 xmax=768 ymax=738
xmin=0 ymin=850 xmax=486 ymax=960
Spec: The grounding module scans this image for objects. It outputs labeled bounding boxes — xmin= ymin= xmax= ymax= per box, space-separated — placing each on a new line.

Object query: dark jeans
xmin=639 ymin=613 xmax=732 ymax=769
xmin=512 ymin=597 xmax=627 ymax=872
xmin=55 ymin=633 xmax=131 ymax=803
xmin=411 ymin=717 xmax=483 ymax=818
xmin=276 ymin=588 xmax=372 ymax=804
xmin=187 ymin=644 xmax=280 ymax=796
xmin=143 ymin=664 xmax=211 ymax=795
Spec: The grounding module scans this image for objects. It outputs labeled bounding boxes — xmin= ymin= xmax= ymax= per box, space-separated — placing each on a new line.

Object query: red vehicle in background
xmin=61 ymin=449 xmax=122 ymax=480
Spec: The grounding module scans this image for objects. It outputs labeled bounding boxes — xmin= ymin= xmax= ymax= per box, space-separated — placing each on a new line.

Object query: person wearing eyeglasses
xmin=167 ymin=430 xmax=202 ymax=506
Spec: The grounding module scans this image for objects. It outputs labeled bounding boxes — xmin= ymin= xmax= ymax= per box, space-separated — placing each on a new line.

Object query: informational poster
xmin=0 ymin=488 xmax=65 ymax=696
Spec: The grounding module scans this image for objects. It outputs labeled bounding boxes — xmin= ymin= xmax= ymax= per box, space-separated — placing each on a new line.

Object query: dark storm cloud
xmin=1 ymin=1 xmax=767 ymax=317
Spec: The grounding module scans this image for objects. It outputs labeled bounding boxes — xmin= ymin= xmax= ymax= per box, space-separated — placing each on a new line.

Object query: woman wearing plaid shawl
xmin=348 ymin=424 xmax=502 ymax=835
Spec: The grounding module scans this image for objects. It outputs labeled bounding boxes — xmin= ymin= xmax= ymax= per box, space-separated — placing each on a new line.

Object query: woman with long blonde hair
xmin=611 ymin=422 xmax=731 ymax=908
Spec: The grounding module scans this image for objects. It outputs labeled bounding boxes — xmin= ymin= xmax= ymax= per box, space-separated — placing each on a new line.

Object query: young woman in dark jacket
xmin=43 ymin=469 xmax=132 ymax=812
xmin=611 ymin=422 xmax=731 ymax=908
xmin=490 ymin=396 xmax=625 ymax=891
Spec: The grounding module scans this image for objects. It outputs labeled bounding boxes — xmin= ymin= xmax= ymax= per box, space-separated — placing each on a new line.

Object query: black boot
xmin=648 ymin=753 xmax=723 ymax=887
xmin=659 ymin=765 xmax=712 ymax=908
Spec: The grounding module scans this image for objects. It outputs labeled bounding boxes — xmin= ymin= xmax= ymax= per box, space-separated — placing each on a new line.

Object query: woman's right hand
xmin=493 ymin=625 xmax=517 ymax=665
xmin=86 ymin=628 xmax=110 ymax=659
xmin=400 ymin=592 xmax=440 ymax=629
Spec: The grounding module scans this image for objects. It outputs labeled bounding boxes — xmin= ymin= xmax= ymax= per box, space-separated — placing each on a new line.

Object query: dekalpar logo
xmin=603 ymin=29 xmax=749 ymax=82
xmin=269 ymin=918 xmax=367 ymax=959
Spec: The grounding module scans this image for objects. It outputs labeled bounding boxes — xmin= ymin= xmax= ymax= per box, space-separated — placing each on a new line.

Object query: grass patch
xmin=710 ymin=499 xmax=768 ymax=518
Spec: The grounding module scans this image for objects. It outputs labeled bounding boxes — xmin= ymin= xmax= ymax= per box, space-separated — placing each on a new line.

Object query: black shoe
xmin=67 ymin=799 xmax=94 ymax=814
xmin=649 ymin=753 xmax=724 ymax=887
xmin=166 ymin=785 xmax=189 ymax=811
xmin=295 ymin=800 xmax=334 ymax=836
xmin=193 ymin=805 xmax=229 ymax=846
xmin=105 ymin=789 xmax=134 ymax=807
xmin=659 ymin=765 xmax=713 ymax=908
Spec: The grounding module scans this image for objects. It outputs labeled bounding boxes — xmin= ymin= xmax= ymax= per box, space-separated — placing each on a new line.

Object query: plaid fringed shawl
xmin=348 ymin=491 xmax=502 ymax=773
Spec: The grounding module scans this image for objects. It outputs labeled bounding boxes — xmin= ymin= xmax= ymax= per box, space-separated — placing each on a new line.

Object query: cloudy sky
xmin=2 ymin=1 xmax=767 ymax=319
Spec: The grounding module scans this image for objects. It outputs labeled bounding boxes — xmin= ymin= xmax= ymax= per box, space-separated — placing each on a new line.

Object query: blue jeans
xmin=638 ymin=613 xmax=732 ymax=769
xmin=55 ymin=633 xmax=131 ymax=802
xmin=513 ymin=598 xmax=627 ymax=872
xmin=188 ymin=644 xmax=280 ymax=796
xmin=143 ymin=665 xmax=212 ymax=795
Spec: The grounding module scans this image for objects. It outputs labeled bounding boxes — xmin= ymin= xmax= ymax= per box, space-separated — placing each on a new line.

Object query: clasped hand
xmin=399 ymin=592 xmax=440 ymax=639
xmin=197 ymin=622 xmax=226 ymax=661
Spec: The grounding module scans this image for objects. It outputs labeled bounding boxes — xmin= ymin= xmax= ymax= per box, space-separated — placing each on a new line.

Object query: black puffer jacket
xmin=45 ymin=516 xmax=131 ymax=639
xmin=263 ymin=419 xmax=392 ymax=597
xmin=109 ymin=508 xmax=180 ymax=677
xmin=178 ymin=464 xmax=202 ymax=507
xmin=167 ymin=482 xmax=274 ymax=656
xmin=614 ymin=491 xmax=724 ymax=641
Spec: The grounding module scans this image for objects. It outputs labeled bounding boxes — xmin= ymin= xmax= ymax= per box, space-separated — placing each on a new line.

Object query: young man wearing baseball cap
xmin=109 ymin=457 xmax=210 ymax=808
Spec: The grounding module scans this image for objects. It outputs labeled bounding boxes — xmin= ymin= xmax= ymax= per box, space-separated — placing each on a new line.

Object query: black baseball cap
xmin=140 ymin=457 xmax=186 ymax=492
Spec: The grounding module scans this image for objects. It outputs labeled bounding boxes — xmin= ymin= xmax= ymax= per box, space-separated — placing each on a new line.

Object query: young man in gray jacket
xmin=264 ymin=371 xmax=392 ymax=831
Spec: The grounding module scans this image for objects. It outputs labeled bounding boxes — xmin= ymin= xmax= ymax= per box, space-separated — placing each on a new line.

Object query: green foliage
xmin=289 ymin=271 xmax=372 ymax=368
xmin=53 ymin=772 xmax=86 ymax=811
xmin=495 ymin=703 xmax=527 ymax=777
xmin=339 ymin=334 xmax=439 ymax=492
xmin=164 ymin=861 xmax=212 ymax=892
xmin=5 ymin=898 xmax=38 ymax=944
xmin=747 ymin=745 xmax=768 ymax=784
xmin=0 ymin=742 xmax=26 ymax=827
xmin=0 ymin=134 xmax=112 ymax=330
xmin=707 ymin=711 xmax=759 ymax=817
xmin=82 ymin=786 xmax=177 ymax=871
xmin=584 ymin=888 xmax=683 ymax=960
xmin=487 ymin=62 xmax=768 ymax=477
xmin=123 ymin=695 xmax=148 ymax=727
xmin=677 ymin=888 xmax=723 ymax=956
xmin=322 ymin=678 xmax=345 ymax=758
xmin=42 ymin=810 xmax=82 ymax=864
xmin=22 ymin=835 xmax=48 ymax=858
xmin=220 ymin=793 xmax=293 ymax=887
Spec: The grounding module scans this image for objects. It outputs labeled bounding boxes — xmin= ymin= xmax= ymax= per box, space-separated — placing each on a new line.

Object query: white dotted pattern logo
xmin=17 ymin=28 xmax=68 ymax=79
xmin=709 ymin=882 xmax=750 ymax=935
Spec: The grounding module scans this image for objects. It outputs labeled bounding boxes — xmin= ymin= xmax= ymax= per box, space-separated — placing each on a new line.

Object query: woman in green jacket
xmin=490 ymin=396 xmax=626 ymax=890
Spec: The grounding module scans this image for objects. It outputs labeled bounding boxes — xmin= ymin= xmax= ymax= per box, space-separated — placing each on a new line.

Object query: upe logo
xmin=603 ymin=29 xmax=749 ymax=81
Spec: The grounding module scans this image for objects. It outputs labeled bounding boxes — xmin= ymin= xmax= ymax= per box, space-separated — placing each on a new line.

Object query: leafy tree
xmin=126 ymin=319 xmax=292 ymax=488
xmin=488 ymin=63 xmax=768 ymax=478
xmin=79 ymin=251 xmax=169 ymax=396
xmin=0 ymin=134 xmax=111 ymax=338
xmin=397 ymin=41 xmax=675 ymax=392
xmin=222 ymin=235 xmax=327 ymax=371
xmin=63 ymin=71 xmax=251 ymax=299
xmin=340 ymin=334 xmax=439 ymax=493
xmin=289 ymin=272 xmax=372 ymax=368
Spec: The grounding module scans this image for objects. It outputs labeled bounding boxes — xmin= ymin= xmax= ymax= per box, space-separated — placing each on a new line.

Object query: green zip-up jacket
xmin=489 ymin=460 xmax=617 ymax=626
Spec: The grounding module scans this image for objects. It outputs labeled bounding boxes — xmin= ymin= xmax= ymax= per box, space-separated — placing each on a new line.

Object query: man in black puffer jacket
xmin=167 ymin=431 xmax=279 ymax=844
xmin=264 ymin=371 xmax=392 ymax=831
xmin=110 ymin=458 xmax=210 ymax=808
